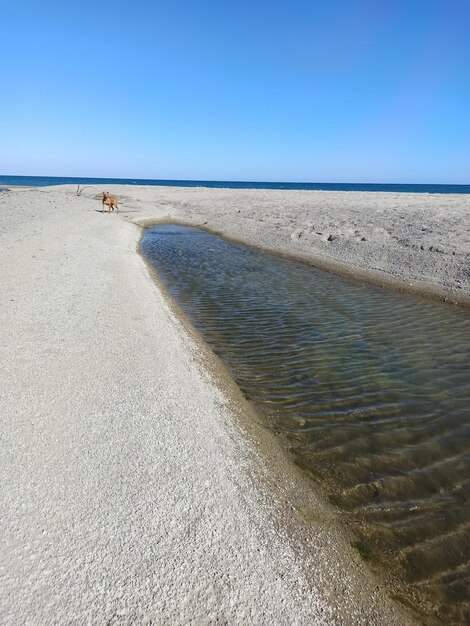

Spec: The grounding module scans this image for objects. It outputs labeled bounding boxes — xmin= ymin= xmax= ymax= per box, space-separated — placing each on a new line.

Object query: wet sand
xmin=1 ymin=183 xmax=458 ymax=624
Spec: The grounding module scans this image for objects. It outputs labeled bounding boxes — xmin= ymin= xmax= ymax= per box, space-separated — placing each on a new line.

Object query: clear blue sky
xmin=2 ymin=0 xmax=469 ymax=183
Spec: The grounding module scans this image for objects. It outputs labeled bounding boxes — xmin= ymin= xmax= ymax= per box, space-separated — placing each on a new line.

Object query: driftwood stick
xmin=76 ymin=185 xmax=95 ymax=197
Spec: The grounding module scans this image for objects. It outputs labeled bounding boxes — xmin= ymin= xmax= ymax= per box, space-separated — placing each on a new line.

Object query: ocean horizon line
xmin=1 ymin=174 xmax=469 ymax=194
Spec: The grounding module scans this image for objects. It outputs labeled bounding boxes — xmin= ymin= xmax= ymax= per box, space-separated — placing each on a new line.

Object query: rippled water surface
xmin=142 ymin=225 xmax=470 ymax=623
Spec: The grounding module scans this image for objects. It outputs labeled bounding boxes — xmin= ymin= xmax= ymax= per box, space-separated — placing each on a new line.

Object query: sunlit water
xmin=142 ymin=224 xmax=470 ymax=624
xmin=2 ymin=174 xmax=470 ymax=193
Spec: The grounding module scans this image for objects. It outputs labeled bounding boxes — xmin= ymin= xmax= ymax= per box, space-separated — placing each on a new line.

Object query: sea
xmin=0 ymin=175 xmax=469 ymax=194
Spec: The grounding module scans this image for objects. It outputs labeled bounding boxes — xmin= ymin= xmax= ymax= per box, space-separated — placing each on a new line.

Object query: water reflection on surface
xmin=142 ymin=224 xmax=470 ymax=624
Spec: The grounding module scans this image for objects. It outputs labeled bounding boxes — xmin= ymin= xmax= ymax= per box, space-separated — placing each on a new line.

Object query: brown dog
xmin=102 ymin=191 xmax=119 ymax=212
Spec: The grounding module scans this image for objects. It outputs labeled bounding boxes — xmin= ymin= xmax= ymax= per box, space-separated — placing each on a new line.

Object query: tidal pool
xmin=142 ymin=224 xmax=470 ymax=624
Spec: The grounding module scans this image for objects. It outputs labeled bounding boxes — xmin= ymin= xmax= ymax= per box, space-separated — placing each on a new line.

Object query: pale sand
xmin=3 ymin=182 xmax=461 ymax=625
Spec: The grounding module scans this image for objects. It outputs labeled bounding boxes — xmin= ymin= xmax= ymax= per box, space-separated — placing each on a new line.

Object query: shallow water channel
xmin=142 ymin=224 xmax=470 ymax=624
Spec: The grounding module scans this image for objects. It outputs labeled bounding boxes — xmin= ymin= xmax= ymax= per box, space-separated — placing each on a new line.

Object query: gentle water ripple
xmin=142 ymin=225 xmax=470 ymax=624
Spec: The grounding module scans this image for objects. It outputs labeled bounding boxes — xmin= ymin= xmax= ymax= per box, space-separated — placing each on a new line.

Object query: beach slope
xmin=0 ymin=185 xmax=421 ymax=624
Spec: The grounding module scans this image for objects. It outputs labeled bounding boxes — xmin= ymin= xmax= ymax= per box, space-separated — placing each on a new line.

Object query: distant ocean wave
xmin=0 ymin=175 xmax=469 ymax=194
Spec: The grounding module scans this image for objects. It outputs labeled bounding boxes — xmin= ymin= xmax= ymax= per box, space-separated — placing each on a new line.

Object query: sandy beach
xmin=114 ymin=183 xmax=470 ymax=305
xmin=4 ymin=182 xmax=469 ymax=624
